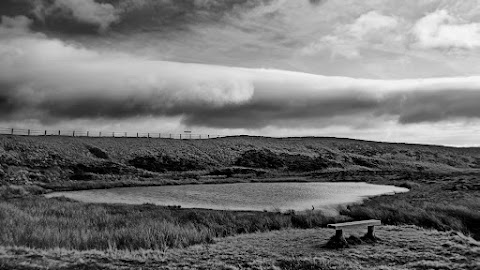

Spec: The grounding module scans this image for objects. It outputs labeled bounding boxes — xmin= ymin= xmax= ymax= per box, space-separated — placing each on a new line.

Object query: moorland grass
xmin=341 ymin=191 xmax=480 ymax=240
xmin=0 ymin=196 xmax=340 ymax=251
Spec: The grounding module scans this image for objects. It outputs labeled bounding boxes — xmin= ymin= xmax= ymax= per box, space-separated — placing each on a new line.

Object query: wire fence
xmin=0 ymin=127 xmax=224 ymax=140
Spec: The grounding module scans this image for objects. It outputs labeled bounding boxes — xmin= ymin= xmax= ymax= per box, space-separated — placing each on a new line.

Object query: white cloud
xmin=413 ymin=9 xmax=480 ymax=49
xmin=349 ymin=11 xmax=399 ymax=39
xmin=299 ymin=11 xmax=402 ymax=58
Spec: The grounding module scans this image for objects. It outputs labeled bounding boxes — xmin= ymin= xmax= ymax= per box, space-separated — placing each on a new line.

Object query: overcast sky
xmin=1 ymin=0 xmax=480 ymax=145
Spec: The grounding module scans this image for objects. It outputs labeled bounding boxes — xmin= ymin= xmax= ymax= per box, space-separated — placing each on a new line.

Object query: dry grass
xmin=0 ymin=226 xmax=478 ymax=269
xmin=0 ymin=196 xmax=341 ymax=251
xmin=340 ymin=181 xmax=480 ymax=240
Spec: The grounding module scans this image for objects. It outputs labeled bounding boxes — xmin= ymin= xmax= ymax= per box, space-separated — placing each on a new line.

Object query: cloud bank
xmin=2 ymin=15 xmax=480 ymax=131
xmin=413 ymin=9 xmax=480 ymax=50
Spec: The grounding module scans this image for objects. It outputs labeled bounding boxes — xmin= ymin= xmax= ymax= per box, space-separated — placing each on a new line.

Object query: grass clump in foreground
xmin=0 ymin=196 xmax=340 ymax=251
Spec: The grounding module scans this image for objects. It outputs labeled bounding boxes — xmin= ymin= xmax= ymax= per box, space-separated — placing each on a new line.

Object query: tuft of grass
xmin=277 ymin=257 xmax=362 ymax=270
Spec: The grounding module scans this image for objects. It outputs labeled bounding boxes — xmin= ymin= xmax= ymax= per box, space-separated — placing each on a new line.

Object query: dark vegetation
xmin=235 ymin=149 xmax=342 ymax=171
xmin=0 ymin=134 xmax=480 ymax=251
xmin=85 ymin=145 xmax=109 ymax=159
xmin=129 ymin=154 xmax=206 ymax=172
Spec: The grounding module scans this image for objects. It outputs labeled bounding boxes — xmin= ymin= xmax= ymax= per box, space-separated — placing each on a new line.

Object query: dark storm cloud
xmin=0 ymin=0 xmax=118 ymax=33
xmin=183 ymin=95 xmax=379 ymax=128
xmin=0 ymin=0 xmax=279 ymax=34
xmin=388 ymin=90 xmax=480 ymax=124
xmin=309 ymin=0 xmax=327 ymax=6
xmin=180 ymin=73 xmax=480 ymax=128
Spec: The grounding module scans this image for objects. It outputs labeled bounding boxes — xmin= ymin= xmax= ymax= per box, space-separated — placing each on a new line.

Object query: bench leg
xmin=362 ymin=225 xmax=379 ymax=242
xmin=325 ymin=229 xmax=348 ymax=248
xmin=367 ymin=226 xmax=375 ymax=238
xmin=336 ymin=229 xmax=345 ymax=240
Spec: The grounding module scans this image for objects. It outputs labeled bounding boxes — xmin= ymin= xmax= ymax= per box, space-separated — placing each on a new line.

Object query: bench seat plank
xmin=327 ymin=219 xmax=381 ymax=229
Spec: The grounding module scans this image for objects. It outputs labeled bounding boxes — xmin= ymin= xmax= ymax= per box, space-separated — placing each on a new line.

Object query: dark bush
xmin=86 ymin=146 xmax=109 ymax=159
xmin=235 ymin=149 xmax=341 ymax=172
xmin=235 ymin=149 xmax=285 ymax=169
xmin=71 ymin=162 xmax=127 ymax=175
xmin=350 ymin=156 xmax=381 ymax=168
xmin=129 ymin=155 xmax=205 ymax=172
xmin=129 ymin=156 xmax=164 ymax=172
xmin=282 ymin=154 xmax=341 ymax=172
xmin=208 ymin=167 xmax=260 ymax=177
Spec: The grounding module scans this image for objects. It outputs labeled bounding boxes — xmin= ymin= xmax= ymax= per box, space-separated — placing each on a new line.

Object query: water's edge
xmin=45 ymin=181 xmax=409 ymax=213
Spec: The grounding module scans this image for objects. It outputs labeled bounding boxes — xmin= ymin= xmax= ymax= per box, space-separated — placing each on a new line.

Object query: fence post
xmin=44 ymin=130 xmax=47 ymax=136
xmin=99 ymin=132 xmax=101 ymax=137
xmin=73 ymin=131 xmax=75 ymax=137
xmin=112 ymin=132 xmax=115 ymax=137
xmin=58 ymin=130 xmax=61 ymax=136
xmin=136 ymin=132 xmax=138 ymax=138
xmin=179 ymin=134 xmax=181 ymax=139
xmin=27 ymin=129 xmax=30 ymax=136
xmin=87 ymin=131 xmax=89 ymax=137
xmin=159 ymin=133 xmax=161 ymax=138
xmin=147 ymin=133 xmax=150 ymax=138
xmin=11 ymin=128 xmax=13 ymax=135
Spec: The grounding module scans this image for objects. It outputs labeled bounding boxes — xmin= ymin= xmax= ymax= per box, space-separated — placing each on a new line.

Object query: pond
xmin=45 ymin=182 xmax=408 ymax=212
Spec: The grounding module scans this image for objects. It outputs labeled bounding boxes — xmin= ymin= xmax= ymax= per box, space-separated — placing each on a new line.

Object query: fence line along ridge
xmin=0 ymin=127 xmax=223 ymax=140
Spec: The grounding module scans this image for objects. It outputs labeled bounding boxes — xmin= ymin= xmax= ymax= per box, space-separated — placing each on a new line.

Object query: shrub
xmin=86 ymin=145 xmax=109 ymax=159
xmin=235 ymin=150 xmax=341 ymax=172
xmin=235 ymin=149 xmax=285 ymax=169
xmin=129 ymin=155 xmax=205 ymax=172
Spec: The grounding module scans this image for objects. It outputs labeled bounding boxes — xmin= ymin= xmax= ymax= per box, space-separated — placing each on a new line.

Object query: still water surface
xmin=46 ymin=182 xmax=408 ymax=211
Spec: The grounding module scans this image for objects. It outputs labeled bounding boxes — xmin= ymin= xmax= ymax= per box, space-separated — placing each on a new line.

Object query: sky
xmin=1 ymin=0 xmax=480 ymax=146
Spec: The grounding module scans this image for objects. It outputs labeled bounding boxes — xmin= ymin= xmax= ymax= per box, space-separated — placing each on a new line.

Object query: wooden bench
xmin=327 ymin=219 xmax=381 ymax=246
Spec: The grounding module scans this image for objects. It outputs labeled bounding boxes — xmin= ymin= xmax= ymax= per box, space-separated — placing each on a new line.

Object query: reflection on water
xmin=45 ymin=182 xmax=408 ymax=211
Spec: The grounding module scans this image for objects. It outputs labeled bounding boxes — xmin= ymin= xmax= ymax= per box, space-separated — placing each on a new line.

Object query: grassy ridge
xmin=1 ymin=135 xmax=480 ymax=190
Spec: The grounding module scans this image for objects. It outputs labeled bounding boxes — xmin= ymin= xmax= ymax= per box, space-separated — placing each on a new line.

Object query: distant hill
xmin=1 ymin=135 xmax=480 ymax=189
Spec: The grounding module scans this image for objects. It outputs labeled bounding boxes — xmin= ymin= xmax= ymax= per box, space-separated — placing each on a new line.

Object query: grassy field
xmin=1 ymin=135 xmax=480 ymax=269
xmin=1 ymin=226 xmax=478 ymax=269
xmin=0 ymin=196 xmax=341 ymax=251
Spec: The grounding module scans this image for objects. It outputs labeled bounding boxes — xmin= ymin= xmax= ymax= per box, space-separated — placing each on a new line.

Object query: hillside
xmin=1 ymin=135 xmax=480 ymax=269
xmin=1 ymin=135 xmax=480 ymax=191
